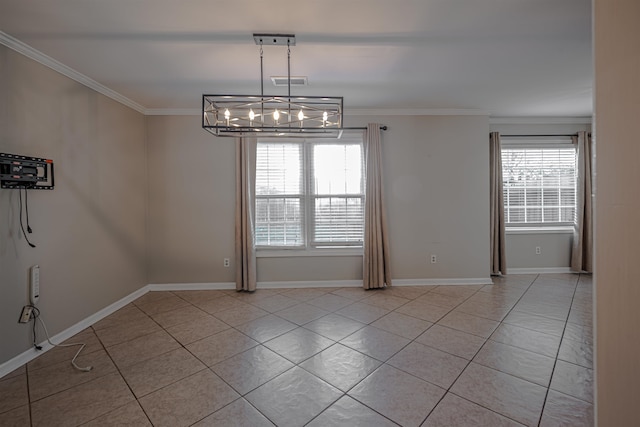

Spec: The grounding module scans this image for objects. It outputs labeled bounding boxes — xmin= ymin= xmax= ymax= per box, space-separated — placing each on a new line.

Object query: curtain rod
xmin=342 ymin=125 xmax=388 ymax=131
xmin=500 ymin=133 xmax=590 ymax=138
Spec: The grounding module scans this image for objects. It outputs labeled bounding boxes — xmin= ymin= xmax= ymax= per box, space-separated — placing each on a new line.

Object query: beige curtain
xmin=235 ymin=137 xmax=257 ymax=291
xmin=571 ymin=131 xmax=593 ymax=273
xmin=490 ymin=132 xmax=507 ymax=275
xmin=363 ymin=123 xmax=392 ymax=289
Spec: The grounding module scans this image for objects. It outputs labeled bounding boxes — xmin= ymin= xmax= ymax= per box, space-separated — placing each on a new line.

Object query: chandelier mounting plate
xmin=253 ymin=34 xmax=296 ymax=46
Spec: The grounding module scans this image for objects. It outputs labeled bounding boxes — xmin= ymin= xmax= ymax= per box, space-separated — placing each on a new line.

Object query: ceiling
xmin=0 ymin=0 xmax=592 ymax=116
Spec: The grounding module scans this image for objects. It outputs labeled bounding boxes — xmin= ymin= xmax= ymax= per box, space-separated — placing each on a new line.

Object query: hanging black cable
xmin=18 ymin=188 xmax=36 ymax=248
xmin=31 ymin=305 xmax=42 ymax=350
xmin=25 ymin=187 xmax=33 ymax=233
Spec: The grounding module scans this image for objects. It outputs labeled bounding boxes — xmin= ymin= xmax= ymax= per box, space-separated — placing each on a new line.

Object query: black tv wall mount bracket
xmin=0 ymin=152 xmax=55 ymax=190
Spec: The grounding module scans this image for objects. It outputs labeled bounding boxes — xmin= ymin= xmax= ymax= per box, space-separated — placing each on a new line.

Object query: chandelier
xmin=202 ymin=34 xmax=343 ymax=138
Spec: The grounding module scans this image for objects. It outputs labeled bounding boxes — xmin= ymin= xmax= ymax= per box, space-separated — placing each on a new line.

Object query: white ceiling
xmin=0 ymin=0 xmax=592 ymax=116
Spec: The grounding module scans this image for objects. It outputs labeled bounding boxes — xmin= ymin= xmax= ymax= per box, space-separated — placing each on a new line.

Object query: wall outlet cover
xmin=19 ymin=306 xmax=33 ymax=323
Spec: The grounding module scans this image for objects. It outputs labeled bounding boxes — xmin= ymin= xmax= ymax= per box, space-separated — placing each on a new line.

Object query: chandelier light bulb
xmin=298 ymin=110 xmax=304 ymax=121
xmin=249 ymin=109 xmax=255 ymax=121
xmin=323 ymin=111 xmax=328 ymax=121
xmin=273 ymin=109 xmax=280 ymax=122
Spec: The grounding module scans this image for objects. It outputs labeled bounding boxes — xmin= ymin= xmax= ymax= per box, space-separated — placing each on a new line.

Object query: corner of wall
xmin=143 ymin=114 xmax=151 ymax=287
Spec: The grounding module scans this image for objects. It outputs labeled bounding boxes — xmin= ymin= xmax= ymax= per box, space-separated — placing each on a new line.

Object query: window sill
xmin=506 ymin=226 xmax=574 ymax=235
xmin=256 ymin=248 xmax=364 ymax=258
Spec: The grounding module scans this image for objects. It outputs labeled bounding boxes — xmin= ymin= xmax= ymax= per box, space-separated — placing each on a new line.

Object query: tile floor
xmin=0 ymin=274 xmax=593 ymax=426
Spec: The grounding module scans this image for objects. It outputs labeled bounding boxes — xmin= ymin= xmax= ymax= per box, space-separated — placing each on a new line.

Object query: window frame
xmin=255 ymin=134 xmax=365 ymax=253
xmin=501 ymin=138 xmax=577 ymax=231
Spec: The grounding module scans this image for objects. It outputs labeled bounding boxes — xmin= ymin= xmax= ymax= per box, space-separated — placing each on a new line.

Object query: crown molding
xmin=145 ymin=108 xmax=201 ymax=116
xmin=0 ymin=31 xmax=146 ymax=114
xmin=490 ymin=116 xmax=593 ymax=125
xmin=345 ymin=108 xmax=489 ymax=116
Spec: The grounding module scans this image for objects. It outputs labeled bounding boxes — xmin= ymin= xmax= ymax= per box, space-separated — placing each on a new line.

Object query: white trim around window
xmin=255 ymin=134 xmax=365 ymax=252
xmin=256 ymin=248 xmax=364 ymax=257
xmin=505 ymin=226 xmax=574 ymax=235
xmin=501 ymin=137 xmax=577 ymax=230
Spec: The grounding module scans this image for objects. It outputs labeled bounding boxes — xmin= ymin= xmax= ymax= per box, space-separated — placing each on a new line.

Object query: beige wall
xmin=147 ymin=114 xmax=491 ymax=284
xmin=348 ymin=115 xmax=491 ymax=281
xmin=257 ymin=256 xmax=363 ymax=283
xmin=146 ymin=115 xmax=236 ymax=284
xmin=0 ymin=46 xmax=147 ymax=364
xmin=594 ymin=0 xmax=640 ymax=424
xmin=505 ymin=232 xmax=572 ymax=270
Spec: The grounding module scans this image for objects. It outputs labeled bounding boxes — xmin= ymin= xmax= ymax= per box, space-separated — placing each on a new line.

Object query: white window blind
xmin=502 ymin=145 xmax=577 ymax=226
xmin=311 ymin=144 xmax=364 ymax=246
xmin=255 ymin=138 xmax=364 ymax=248
xmin=255 ymin=143 xmax=304 ymax=246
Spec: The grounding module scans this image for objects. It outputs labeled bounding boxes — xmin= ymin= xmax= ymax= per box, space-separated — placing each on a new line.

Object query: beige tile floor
xmin=0 ymin=274 xmax=593 ymax=426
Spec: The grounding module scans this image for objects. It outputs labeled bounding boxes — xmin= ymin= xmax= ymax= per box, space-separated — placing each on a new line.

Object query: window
xmin=501 ymin=142 xmax=576 ymax=227
xmin=255 ymin=143 xmax=304 ymax=246
xmin=255 ymin=137 xmax=364 ymax=249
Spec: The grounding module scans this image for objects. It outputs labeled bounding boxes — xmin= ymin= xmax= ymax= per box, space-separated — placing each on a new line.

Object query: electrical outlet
xmin=430 ymin=254 xmax=437 ymax=264
xmin=223 ymin=258 xmax=230 ymax=267
xmin=535 ymin=246 xmax=541 ymax=255
xmin=18 ymin=306 xmax=33 ymax=323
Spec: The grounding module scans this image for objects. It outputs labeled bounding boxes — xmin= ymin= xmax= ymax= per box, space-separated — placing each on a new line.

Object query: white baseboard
xmin=141 ymin=279 xmax=495 ymax=292
xmin=148 ymin=282 xmax=236 ymax=291
xmin=392 ymin=277 xmax=494 ymax=286
xmin=259 ymin=278 xmax=493 ymax=289
xmin=130 ymin=278 xmax=498 ymax=293
xmin=0 ymin=285 xmax=149 ymax=379
xmin=0 ymin=347 xmax=43 ymax=380
xmin=507 ymin=267 xmax=574 ymax=274
xmin=0 ymin=275 xmax=492 ymax=377
xmin=258 ymin=280 xmax=362 ymax=289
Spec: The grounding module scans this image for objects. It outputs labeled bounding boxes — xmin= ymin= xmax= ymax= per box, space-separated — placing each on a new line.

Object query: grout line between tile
xmin=417 ymin=274 xmax=541 ymax=424
xmin=97 ymin=332 xmax=155 ymax=425
xmin=445 ymin=390 xmax=530 ymax=426
xmin=25 ymin=363 xmax=33 ymax=427
xmin=536 ymin=273 xmax=584 ymax=427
